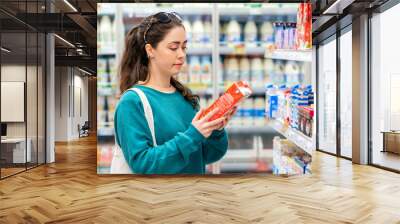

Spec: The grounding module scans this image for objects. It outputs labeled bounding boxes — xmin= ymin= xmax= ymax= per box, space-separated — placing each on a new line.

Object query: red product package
xmin=200 ymin=81 xmax=252 ymax=121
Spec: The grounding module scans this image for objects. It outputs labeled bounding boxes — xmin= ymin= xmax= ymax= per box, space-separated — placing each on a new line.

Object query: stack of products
xmin=222 ymin=57 xmax=306 ymax=89
xmin=176 ymin=56 xmax=212 ymax=88
xmin=266 ymin=84 xmax=314 ymax=136
xmin=181 ymin=16 xmax=213 ymax=48
xmin=295 ymin=3 xmax=312 ymax=50
xmin=272 ymin=136 xmax=312 ymax=175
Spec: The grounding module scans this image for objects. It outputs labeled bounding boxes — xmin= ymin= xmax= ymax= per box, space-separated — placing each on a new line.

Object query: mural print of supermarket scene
xmin=97 ymin=3 xmax=313 ymax=175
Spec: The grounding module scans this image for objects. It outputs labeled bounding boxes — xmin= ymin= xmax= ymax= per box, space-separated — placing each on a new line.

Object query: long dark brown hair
xmin=119 ymin=13 xmax=199 ymax=109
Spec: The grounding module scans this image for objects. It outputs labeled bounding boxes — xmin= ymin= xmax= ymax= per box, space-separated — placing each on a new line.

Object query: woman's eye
xmin=170 ymin=48 xmax=178 ymax=51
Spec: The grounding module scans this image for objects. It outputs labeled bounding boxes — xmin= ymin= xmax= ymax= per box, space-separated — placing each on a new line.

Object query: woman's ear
xmin=145 ymin=44 xmax=154 ymax=59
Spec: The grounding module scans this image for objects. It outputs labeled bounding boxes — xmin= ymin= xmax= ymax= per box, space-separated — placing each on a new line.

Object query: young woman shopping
xmin=114 ymin=12 xmax=237 ymax=174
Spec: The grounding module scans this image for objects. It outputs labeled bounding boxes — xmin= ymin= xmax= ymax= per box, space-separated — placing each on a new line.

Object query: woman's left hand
xmin=216 ymin=106 xmax=238 ymax=131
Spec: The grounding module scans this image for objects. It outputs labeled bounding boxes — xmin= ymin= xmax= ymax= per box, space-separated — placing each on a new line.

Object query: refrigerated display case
xmin=97 ymin=3 xmax=314 ymax=174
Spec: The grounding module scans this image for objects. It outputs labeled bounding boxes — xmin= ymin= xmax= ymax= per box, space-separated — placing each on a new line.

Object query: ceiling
xmin=0 ymin=0 xmax=97 ymax=75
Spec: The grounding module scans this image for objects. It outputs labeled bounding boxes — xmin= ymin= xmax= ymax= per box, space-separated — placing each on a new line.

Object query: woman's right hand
xmin=192 ymin=108 xmax=226 ymax=138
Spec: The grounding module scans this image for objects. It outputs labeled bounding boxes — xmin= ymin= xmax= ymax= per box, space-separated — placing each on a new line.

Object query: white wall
xmin=54 ymin=67 xmax=89 ymax=141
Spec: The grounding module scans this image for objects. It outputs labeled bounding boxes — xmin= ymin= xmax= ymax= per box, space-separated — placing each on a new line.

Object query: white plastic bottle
xmin=273 ymin=61 xmax=286 ymax=85
xmin=192 ymin=16 xmax=204 ymax=47
xmin=254 ymin=97 xmax=266 ymax=126
xmin=203 ymin=18 xmax=212 ymax=47
xmin=244 ymin=19 xmax=257 ymax=46
xmin=285 ymin=61 xmax=300 ymax=87
xmin=239 ymin=57 xmax=251 ymax=81
xmin=263 ymin=58 xmax=274 ymax=84
xmin=226 ymin=18 xmax=241 ymax=44
xmin=178 ymin=61 xmax=189 ymax=84
xmin=201 ymin=56 xmax=212 ymax=85
xmin=260 ymin=21 xmax=274 ymax=46
xmin=250 ymin=57 xmax=264 ymax=89
xmin=189 ymin=56 xmax=201 ymax=84
xmin=224 ymin=56 xmax=240 ymax=86
xmin=100 ymin=16 xmax=112 ymax=50
xmin=242 ymin=98 xmax=254 ymax=126
xmin=182 ymin=18 xmax=192 ymax=47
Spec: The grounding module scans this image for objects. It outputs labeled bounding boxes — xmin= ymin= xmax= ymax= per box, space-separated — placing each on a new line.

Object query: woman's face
xmin=148 ymin=26 xmax=187 ymax=77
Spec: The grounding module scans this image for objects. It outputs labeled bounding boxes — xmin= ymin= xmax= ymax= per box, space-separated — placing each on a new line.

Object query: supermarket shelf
xmin=98 ymin=47 xmax=117 ymax=56
xmin=252 ymin=87 xmax=266 ymax=95
xmin=98 ymin=127 xmax=115 ymax=137
xmin=219 ymin=45 xmax=265 ymax=55
xmin=267 ymin=119 xmax=314 ymax=155
xmin=122 ymin=5 xmax=213 ymax=16
xmin=187 ymin=46 xmax=212 ymax=55
xmin=264 ymin=49 xmax=312 ymax=62
xmin=226 ymin=126 xmax=274 ymax=134
xmin=218 ymin=6 xmax=298 ymax=16
xmin=222 ymin=148 xmax=272 ymax=162
xmin=98 ymin=89 xmax=115 ymax=97
xmin=192 ymin=89 xmax=214 ymax=95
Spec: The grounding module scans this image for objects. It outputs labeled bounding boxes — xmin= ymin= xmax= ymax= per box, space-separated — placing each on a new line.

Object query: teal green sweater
xmin=114 ymin=85 xmax=228 ymax=174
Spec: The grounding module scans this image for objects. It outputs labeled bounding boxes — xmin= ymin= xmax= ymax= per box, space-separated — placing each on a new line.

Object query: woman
xmin=114 ymin=12 xmax=237 ymax=174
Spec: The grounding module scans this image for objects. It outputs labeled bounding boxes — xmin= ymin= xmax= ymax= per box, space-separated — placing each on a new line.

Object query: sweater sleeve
xmin=202 ymin=129 xmax=229 ymax=165
xmin=114 ymin=92 xmax=205 ymax=174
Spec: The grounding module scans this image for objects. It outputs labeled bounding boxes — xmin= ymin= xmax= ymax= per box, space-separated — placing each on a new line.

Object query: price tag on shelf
xmin=233 ymin=44 xmax=245 ymax=55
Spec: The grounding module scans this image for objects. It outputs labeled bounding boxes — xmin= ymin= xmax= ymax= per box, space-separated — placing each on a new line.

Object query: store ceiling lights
xmin=54 ymin=34 xmax=75 ymax=48
xmin=1 ymin=47 xmax=11 ymax=53
xmin=63 ymin=0 xmax=78 ymax=12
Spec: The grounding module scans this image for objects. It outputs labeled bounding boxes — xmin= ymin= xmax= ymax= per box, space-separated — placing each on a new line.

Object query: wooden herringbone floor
xmin=1 ymin=135 xmax=400 ymax=224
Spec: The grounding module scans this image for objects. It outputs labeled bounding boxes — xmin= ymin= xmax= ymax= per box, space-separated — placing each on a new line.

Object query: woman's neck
xmin=139 ymin=71 xmax=175 ymax=92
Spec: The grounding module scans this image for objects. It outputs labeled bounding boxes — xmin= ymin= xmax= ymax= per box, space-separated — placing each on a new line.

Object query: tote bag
xmin=109 ymin=88 xmax=157 ymax=174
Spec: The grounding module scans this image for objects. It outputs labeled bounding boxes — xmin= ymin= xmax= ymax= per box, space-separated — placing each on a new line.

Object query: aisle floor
xmin=1 ymin=135 xmax=400 ymax=223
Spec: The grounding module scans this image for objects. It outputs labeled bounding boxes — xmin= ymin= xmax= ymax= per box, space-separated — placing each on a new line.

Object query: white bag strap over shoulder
xmin=110 ymin=87 xmax=157 ymax=174
xmin=128 ymin=88 xmax=157 ymax=146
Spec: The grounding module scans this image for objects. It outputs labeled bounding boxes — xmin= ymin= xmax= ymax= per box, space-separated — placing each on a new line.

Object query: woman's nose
xmin=177 ymin=48 xmax=185 ymax=59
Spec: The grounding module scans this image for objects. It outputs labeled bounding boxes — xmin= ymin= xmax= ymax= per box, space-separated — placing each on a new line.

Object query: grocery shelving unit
xmin=268 ymin=119 xmax=314 ymax=155
xmin=97 ymin=3 xmax=314 ymax=174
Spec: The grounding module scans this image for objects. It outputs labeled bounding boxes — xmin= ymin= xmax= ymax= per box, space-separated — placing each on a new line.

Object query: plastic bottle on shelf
xmin=192 ymin=16 xmax=204 ymax=47
xmin=285 ymin=61 xmax=300 ymax=87
xmin=220 ymin=22 xmax=227 ymax=43
xmin=189 ymin=56 xmax=202 ymax=84
xmin=224 ymin=56 xmax=240 ymax=87
xmin=266 ymin=84 xmax=278 ymax=119
xmin=226 ymin=18 xmax=241 ymax=45
xmin=239 ymin=56 xmax=251 ymax=82
xmin=97 ymin=58 xmax=107 ymax=84
xmin=99 ymin=15 xmax=113 ymax=51
xmin=250 ymin=57 xmax=264 ymax=89
xmin=182 ymin=18 xmax=192 ymax=47
xmin=273 ymin=60 xmax=286 ymax=86
xmin=201 ymin=56 xmax=212 ymax=86
xmin=260 ymin=20 xmax=274 ymax=47
xmin=242 ymin=98 xmax=254 ymax=126
xmin=254 ymin=97 xmax=266 ymax=126
xmin=203 ymin=18 xmax=212 ymax=46
xmin=274 ymin=22 xmax=284 ymax=49
xmin=263 ymin=58 xmax=274 ymax=84
xmin=244 ymin=18 xmax=258 ymax=46
xmin=111 ymin=17 xmax=117 ymax=47
xmin=178 ymin=61 xmax=189 ymax=84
